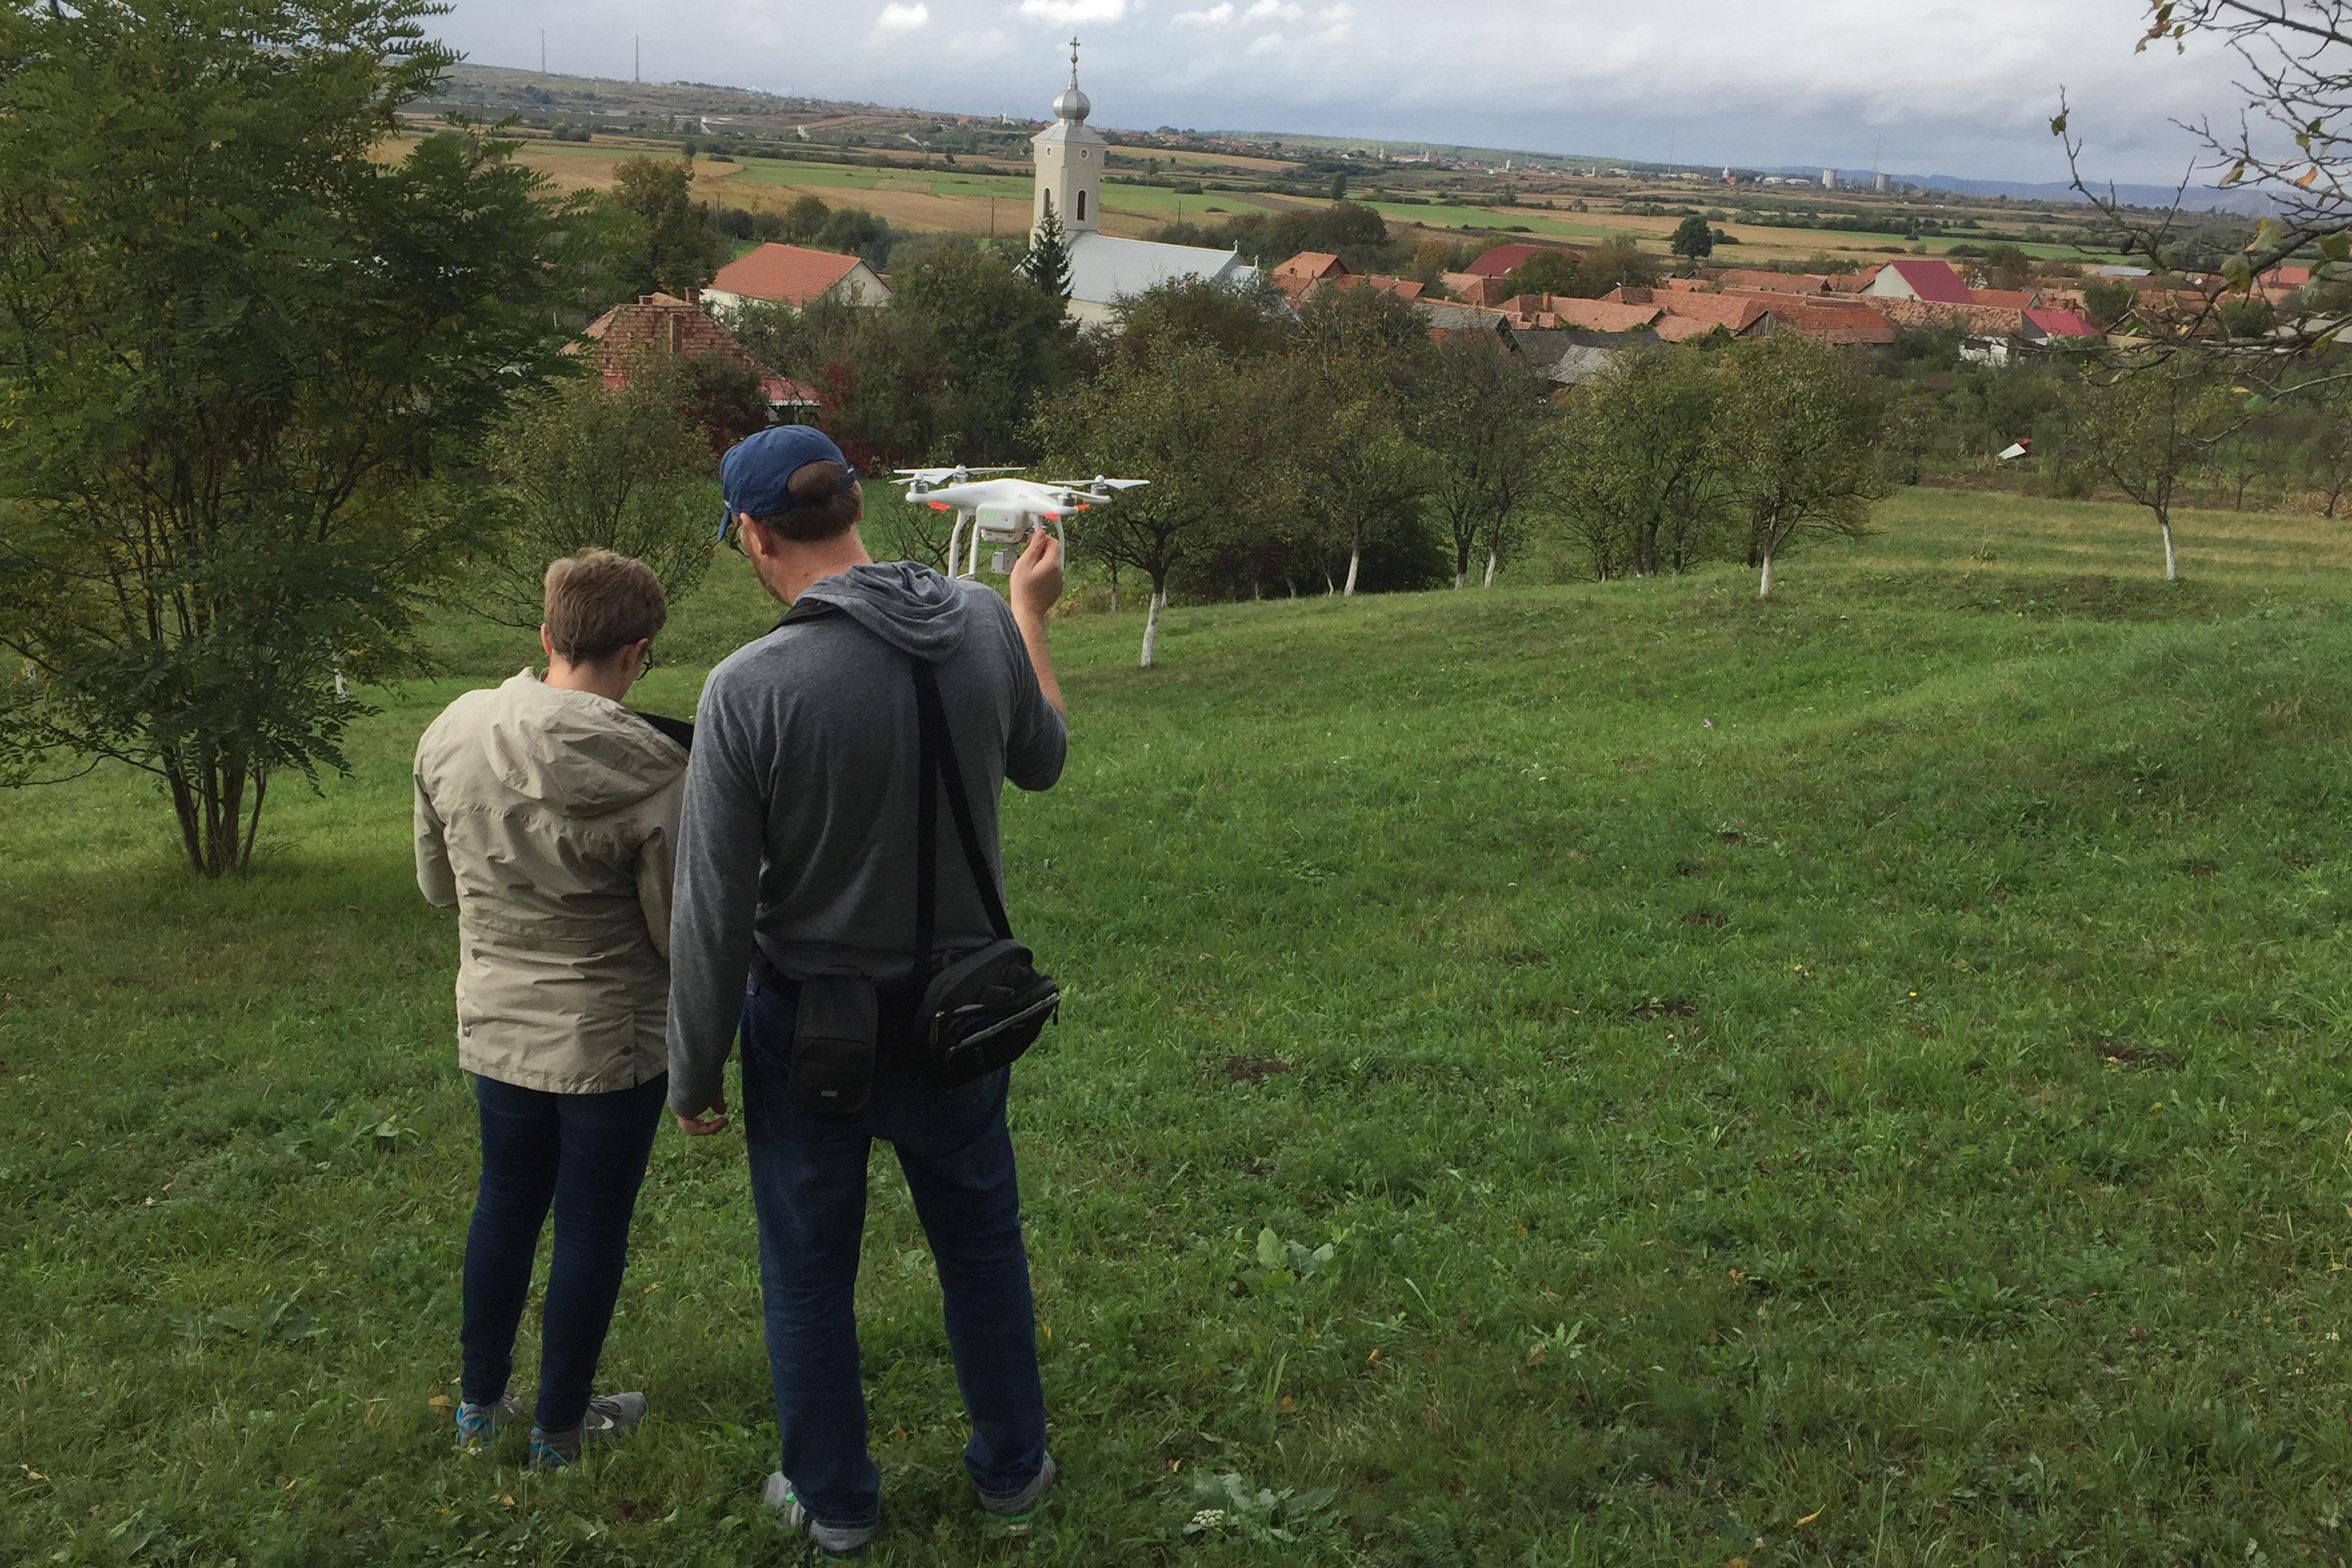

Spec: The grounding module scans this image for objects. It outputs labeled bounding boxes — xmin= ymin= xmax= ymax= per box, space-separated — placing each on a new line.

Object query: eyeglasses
xmin=640 ymin=644 xmax=657 ymax=674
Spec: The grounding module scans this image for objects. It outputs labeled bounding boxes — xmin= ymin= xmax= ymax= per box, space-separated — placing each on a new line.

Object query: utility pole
xmin=635 ymin=36 xmax=641 ymax=84
xmin=540 ymin=29 xmax=546 ymax=73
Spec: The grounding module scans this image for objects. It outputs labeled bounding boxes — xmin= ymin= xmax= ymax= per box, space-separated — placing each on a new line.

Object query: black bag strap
xmin=909 ymin=659 xmax=1013 ymax=979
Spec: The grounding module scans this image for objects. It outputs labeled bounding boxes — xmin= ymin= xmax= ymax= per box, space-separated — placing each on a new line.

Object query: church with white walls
xmin=1032 ymin=41 xmax=1256 ymax=326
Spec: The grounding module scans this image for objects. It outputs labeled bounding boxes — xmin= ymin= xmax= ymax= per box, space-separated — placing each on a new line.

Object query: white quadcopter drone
xmin=894 ymin=466 xmax=1150 ymax=578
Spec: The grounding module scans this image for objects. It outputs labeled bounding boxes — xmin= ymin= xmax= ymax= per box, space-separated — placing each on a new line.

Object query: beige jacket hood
xmin=414 ymin=671 xmax=690 ymax=1094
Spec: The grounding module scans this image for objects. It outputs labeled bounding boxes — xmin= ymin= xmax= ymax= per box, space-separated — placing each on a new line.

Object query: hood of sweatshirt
xmin=478 ymin=672 xmax=689 ymax=816
xmin=793 ymin=561 xmax=971 ymax=664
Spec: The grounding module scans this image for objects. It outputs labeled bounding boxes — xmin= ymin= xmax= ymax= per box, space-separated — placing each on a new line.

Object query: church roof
xmin=1066 ymin=231 xmax=1253 ymax=305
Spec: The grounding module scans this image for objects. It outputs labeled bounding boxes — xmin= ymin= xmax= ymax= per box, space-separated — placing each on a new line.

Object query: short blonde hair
xmin=543 ymin=548 xmax=667 ymax=664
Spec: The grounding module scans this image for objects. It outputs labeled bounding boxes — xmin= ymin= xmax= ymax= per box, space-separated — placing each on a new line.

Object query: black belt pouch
xmin=787 ymin=974 xmax=879 ymax=1120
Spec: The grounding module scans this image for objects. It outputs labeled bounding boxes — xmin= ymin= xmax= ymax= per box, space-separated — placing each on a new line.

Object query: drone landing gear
xmin=943 ymin=514 xmax=1066 ymax=581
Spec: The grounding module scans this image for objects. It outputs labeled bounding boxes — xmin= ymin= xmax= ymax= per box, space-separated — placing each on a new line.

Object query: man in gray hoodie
xmin=666 ymin=427 xmax=1067 ymax=1556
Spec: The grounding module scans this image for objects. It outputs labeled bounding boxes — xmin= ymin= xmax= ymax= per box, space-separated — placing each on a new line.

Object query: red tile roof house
xmin=1610 ymin=288 xmax=1775 ymax=337
xmin=1864 ymin=258 xmax=1975 ymax=305
xmin=701 ymin=243 xmax=891 ymax=318
xmin=1705 ymin=269 xmax=1835 ymax=296
xmin=1441 ymin=272 xmax=1512 ymax=308
xmin=1465 ymin=242 xmax=1584 ymax=278
xmin=578 ymin=292 xmax=808 ymax=413
xmin=2019 ymin=307 xmax=2103 ymax=344
xmin=1497 ymin=295 xmax=1660 ymax=333
xmin=1270 ymin=250 xmax=1347 ymax=307
xmin=1332 ymin=274 xmax=1427 ymax=302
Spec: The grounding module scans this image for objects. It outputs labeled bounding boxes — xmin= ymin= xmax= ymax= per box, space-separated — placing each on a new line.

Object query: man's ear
xmin=851 ymin=483 xmax=865 ymax=524
xmin=539 ymin=624 xmax=556 ymax=662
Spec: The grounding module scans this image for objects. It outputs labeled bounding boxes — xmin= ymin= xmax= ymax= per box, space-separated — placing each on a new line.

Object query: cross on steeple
xmin=1068 ymin=36 xmax=1081 ymax=86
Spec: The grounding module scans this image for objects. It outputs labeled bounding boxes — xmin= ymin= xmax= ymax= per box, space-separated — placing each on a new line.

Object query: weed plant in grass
xmin=4 ymin=491 xmax=2351 ymax=1565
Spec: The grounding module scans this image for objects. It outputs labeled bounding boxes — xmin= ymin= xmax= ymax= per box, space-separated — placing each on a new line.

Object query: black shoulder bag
xmin=908 ymin=657 xmax=1060 ymax=1088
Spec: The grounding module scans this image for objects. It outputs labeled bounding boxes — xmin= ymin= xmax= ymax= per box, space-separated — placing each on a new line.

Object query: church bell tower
xmin=1032 ymin=37 xmax=1103 ymax=240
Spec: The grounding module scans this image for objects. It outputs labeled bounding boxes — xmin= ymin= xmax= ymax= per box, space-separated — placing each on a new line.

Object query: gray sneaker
xmin=529 ymin=1392 xmax=648 ymax=1469
xmin=979 ymin=1453 xmax=1057 ymax=1522
xmin=453 ymin=1391 xmax=525 ymax=1448
xmin=764 ymin=1471 xmax=877 ymax=1556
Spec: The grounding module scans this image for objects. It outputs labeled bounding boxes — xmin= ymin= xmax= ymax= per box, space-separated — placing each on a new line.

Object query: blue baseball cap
xmin=717 ymin=426 xmax=860 ymax=541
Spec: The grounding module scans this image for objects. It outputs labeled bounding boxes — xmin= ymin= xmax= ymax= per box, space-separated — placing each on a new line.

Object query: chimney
xmin=667 ymin=314 xmax=683 ymax=355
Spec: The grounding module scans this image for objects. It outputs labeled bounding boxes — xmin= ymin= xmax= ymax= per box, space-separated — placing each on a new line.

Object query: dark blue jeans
xmin=461 ymin=1071 xmax=667 ymax=1433
xmin=740 ymin=973 xmax=1048 ymax=1529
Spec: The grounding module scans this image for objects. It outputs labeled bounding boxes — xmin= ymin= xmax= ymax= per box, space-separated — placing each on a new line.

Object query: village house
xmin=1864 ymin=258 xmax=1975 ymax=305
xmin=580 ymin=292 xmax=815 ymax=417
xmin=701 ymin=243 xmax=890 ymax=318
xmin=1463 ymin=241 xmax=1582 ymax=279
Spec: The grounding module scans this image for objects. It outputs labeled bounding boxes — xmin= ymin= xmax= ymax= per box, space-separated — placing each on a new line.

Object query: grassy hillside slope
xmin=4 ymin=491 xmax=2350 ymax=1565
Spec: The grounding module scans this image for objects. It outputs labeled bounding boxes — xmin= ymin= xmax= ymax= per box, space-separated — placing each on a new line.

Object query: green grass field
xmin=5 ymin=490 xmax=2351 ymax=1565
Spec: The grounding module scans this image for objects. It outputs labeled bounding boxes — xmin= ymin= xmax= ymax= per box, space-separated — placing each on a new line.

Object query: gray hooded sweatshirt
xmin=664 ymin=563 xmax=1066 ymax=1118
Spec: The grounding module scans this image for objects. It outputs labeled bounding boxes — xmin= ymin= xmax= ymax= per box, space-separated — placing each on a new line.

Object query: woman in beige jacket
xmin=414 ymin=549 xmax=688 ymax=1469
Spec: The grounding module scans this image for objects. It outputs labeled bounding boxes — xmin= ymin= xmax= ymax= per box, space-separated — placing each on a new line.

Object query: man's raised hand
xmin=1007 ymin=527 xmax=1064 ymax=624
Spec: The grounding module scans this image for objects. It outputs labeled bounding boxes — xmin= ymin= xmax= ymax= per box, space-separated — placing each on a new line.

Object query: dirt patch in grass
xmin=1630 ymin=998 xmax=1698 ymax=1021
xmin=1222 ymin=1056 xmax=1296 ymax=1085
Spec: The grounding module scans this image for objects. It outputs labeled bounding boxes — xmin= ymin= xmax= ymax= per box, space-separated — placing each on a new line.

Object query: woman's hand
xmin=673 ymin=1092 xmax=730 ymax=1136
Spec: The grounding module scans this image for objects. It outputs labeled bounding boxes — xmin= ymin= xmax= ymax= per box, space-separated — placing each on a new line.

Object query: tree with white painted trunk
xmin=1545 ymin=346 xmax=1727 ymax=583
xmin=1417 ymin=335 xmax=1550 ymax=590
xmin=2070 ymin=353 xmax=2236 ymax=583
xmin=1281 ymin=384 xmax=1432 ymax=598
xmin=1716 ymin=336 xmax=1885 ymax=600
xmin=1034 ymin=342 xmax=1258 ymax=668
xmin=1281 ymin=285 xmax=1433 ymax=596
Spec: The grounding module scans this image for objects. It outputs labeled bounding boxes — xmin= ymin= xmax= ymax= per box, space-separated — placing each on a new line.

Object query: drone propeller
xmin=1043 ymin=476 xmax=1151 ymax=493
xmin=893 ymin=465 xmax=1023 ymax=480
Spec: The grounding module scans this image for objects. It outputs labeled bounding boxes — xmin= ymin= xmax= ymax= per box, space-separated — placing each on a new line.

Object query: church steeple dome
xmin=1031 ymin=35 xmax=1103 ymax=238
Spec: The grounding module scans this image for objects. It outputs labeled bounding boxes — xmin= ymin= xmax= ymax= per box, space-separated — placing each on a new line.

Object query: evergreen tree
xmin=1022 ymin=195 xmax=1074 ymax=300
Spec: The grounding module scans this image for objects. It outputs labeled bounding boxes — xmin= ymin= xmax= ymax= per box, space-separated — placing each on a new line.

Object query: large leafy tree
xmin=2070 ymin=352 xmax=2236 ymax=580
xmin=610 ymin=155 xmax=722 ymax=299
xmin=1716 ymin=336 xmax=1886 ymax=599
xmin=0 ymin=0 xmax=579 ymax=875
xmin=1415 ymin=335 xmax=1548 ymax=589
xmin=1671 ymin=214 xmax=1717 ymax=261
xmin=1547 ymin=346 xmax=1727 ymax=581
xmin=1284 ymin=288 xmax=1435 ymax=596
xmin=1037 ymin=342 xmax=1263 ymax=667
xmin=472 ymin=371 xmax=717 ymax=630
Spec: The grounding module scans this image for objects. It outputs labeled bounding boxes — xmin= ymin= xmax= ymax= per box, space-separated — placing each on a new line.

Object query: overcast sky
xmin=433 ymin=0 xmax=2253 ymax=185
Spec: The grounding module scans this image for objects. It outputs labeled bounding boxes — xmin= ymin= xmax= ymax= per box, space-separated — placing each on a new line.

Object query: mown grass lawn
xmin=4 ymin=491 xmax=2351 ymax=1565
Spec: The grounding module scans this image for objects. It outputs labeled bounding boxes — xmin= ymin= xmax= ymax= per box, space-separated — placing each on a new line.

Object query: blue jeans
xmin=740 ymin=973 xmax=1048 ymax=1529
xmin=460 ymin=1071 xmax=667 ymax=1432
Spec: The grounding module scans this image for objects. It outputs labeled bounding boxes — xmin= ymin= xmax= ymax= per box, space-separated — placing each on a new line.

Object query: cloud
xmin=1171 ymin=2 xmax=1232 ymax=22
xmin=872 ymin=1 xmax=930 ymax=31
xmin=1243 ymin=0 xmax=1301 ymax=18
xmin=1246 ymin=29 xmax=1286 ymax=54
xmin=1015 ymin=0 xmax=1128 ymax=22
